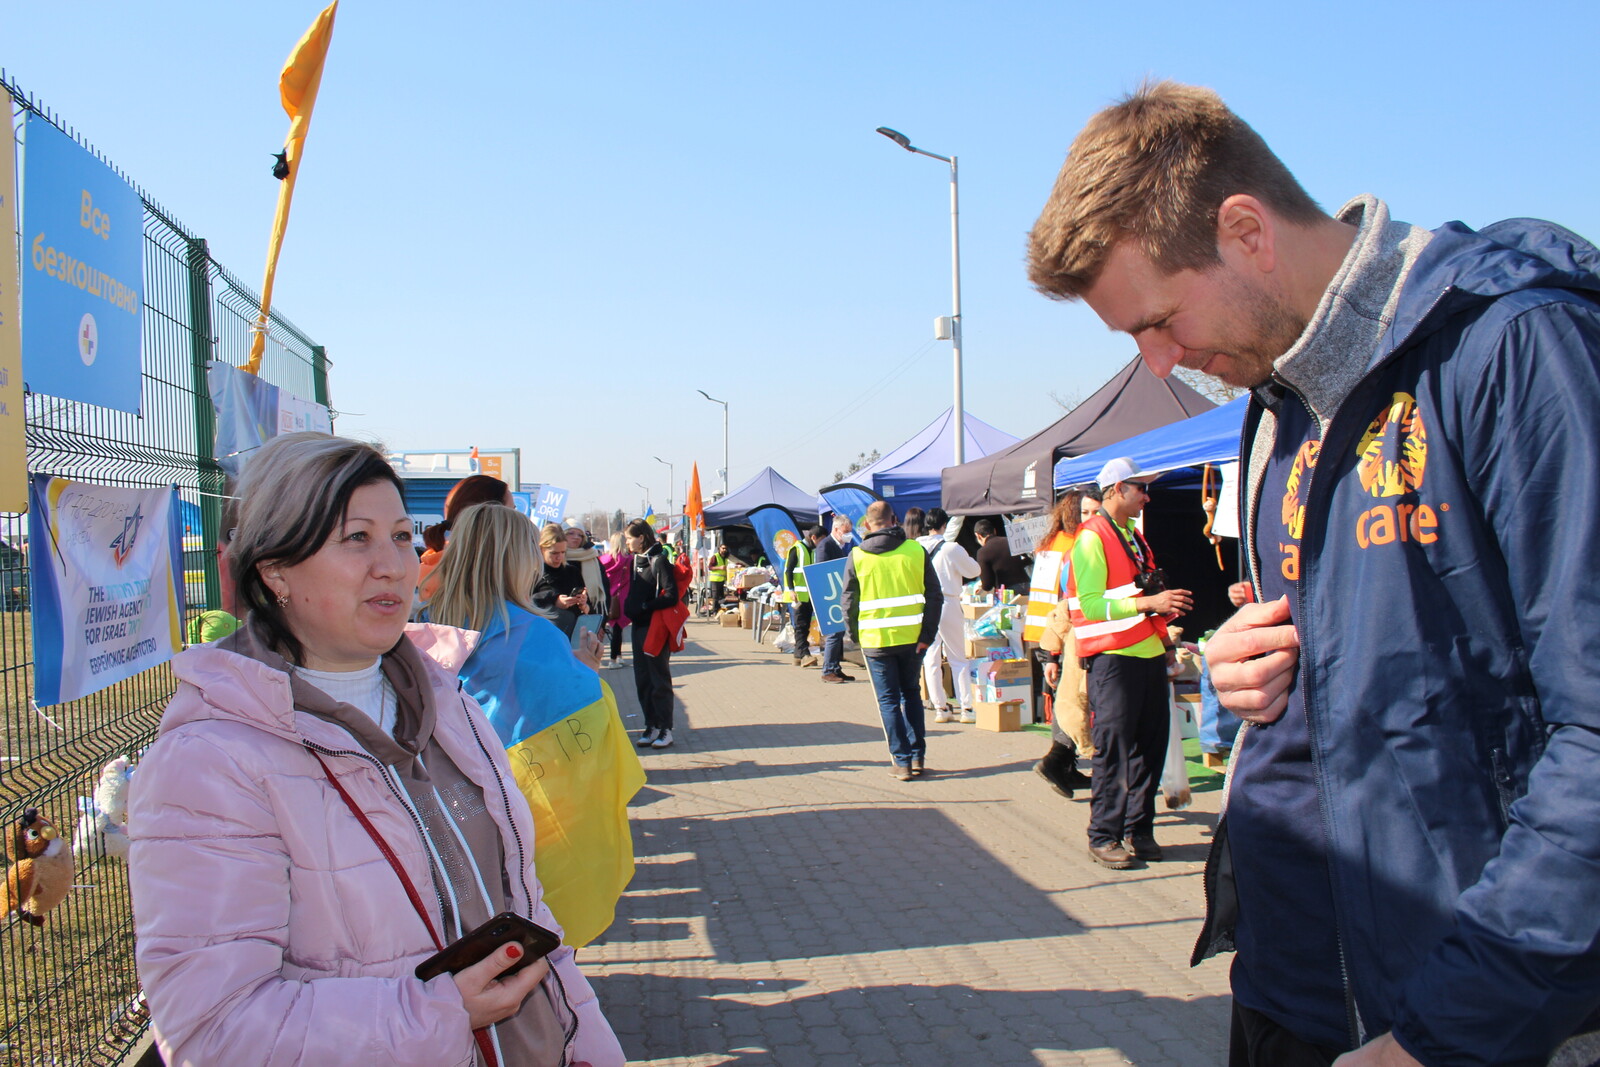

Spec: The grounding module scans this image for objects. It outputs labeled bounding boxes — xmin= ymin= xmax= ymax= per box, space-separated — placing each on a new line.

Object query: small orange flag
xmin=245 ymin=1 xmax=339 ymax=376
xmin=686 ymin=463 xmax=705 ymax=531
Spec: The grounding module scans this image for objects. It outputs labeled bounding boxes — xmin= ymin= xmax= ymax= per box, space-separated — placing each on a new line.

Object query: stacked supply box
xmin=975 ymin=657 xmax=1033 ymax=706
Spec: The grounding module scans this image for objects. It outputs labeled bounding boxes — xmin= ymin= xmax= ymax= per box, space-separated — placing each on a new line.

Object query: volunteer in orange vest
xmin=1068 ymin=457 xmax=1192 ymax=870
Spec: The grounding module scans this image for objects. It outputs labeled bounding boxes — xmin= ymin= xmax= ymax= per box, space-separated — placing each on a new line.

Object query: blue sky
xmin=9 ymin=1 xmax=1598 ymax=519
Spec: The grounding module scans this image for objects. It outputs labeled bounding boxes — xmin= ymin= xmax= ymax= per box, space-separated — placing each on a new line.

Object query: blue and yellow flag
xmin=457 ymin=603 xmax=644 ymax=947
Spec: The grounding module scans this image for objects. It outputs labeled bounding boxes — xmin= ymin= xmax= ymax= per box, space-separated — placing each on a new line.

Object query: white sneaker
xmin=636 ymin=729 xmax=659 ymax=747
xmin=958 ymin=708 xmax=976 ymax=724
xmin=933 ymin=707 xmax=953 ymax=724
xmin=651 ymin=729 xmax=674 ymax=748
xmin=606 ymin=659 xmax=625 ymax=670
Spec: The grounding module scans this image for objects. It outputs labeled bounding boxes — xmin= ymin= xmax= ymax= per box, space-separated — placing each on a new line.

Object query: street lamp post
xmin=652 ymin=456 xmax=674 ymax=522
xmin=876 ymin=126 xmax=964 ymax=466
xmin=696 ymin=389 xmax=730 ymax=498
xmin=634 ymin=481 xmax=651 ymax=516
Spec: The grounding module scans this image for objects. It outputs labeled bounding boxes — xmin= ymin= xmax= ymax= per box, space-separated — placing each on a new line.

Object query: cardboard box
xmin=981 ymin=659 xmax=1031 ymax=686
xmin=974 ymin=699 xmax=1025 ymax=732
xmin=718 ymin=611 xmax=742 ymax=628
xmin=961 ymin=602 xmax=990 ymax=621
xmin=964 ymin=636 xmax=1007 ymax=659
xmin=739 ymin=601 xmax=755 ymax=628
xmin=738 ymin=568 xmax=768 ymax=591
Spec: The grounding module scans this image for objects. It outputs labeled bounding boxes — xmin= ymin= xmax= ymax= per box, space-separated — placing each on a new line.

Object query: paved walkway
xmin=583 ymin=619 xmax=1233 ymax=1066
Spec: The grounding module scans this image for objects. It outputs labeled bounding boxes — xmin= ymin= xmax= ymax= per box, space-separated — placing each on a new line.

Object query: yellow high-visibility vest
xmin=852 ymin=539 xmax=926 ymax=648
xmin=787 ymin=540 xmax=814 ymax=603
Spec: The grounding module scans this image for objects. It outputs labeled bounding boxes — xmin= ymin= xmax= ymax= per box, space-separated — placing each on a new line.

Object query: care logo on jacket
xmin=1353 ymin=392 xmax=1444 ymax=548
xmin=1277 ymin=440 xmax=1319 ymax=581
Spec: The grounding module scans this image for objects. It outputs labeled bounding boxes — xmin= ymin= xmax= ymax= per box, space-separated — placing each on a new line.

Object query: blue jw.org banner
xmin=533 ymin=485 xmax=569 ymax=525
xmin=21 ymin=114 xmax=145 ymax=414
xmin=800 ymin=557 xmax=850 ymax=636
xmin=29 ymin=475 xmax=185 ymax=705
xmin=819 ymin=483 xmax=879 ymax=534
xmin=747 ymin=504 xmax=802 ymax=572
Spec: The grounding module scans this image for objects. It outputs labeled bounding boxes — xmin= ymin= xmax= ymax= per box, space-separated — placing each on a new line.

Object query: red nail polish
xmin=505 ymin=944 xmax=522 ymax=960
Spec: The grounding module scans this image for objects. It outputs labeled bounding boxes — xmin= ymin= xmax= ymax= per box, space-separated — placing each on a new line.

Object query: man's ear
xmin=1216 ymin=194 xmax=1277 ymax=274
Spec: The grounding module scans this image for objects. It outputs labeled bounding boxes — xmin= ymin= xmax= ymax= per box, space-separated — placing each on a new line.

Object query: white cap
xmin=1096 ymin=456 xmax=1155 ymax=489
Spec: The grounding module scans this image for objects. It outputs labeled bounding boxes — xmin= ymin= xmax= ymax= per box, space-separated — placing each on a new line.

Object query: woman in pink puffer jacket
xmin=129 ymin=433 xmax=624 ymax=1067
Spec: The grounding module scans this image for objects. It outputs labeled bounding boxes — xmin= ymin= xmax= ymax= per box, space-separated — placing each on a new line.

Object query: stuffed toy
xmin=72 ymin=756 xmax=133 ymax=861
xmin=2 ymin=809 xmax=74 ymax=926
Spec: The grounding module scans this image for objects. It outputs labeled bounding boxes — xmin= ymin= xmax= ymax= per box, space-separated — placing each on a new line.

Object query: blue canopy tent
xmin=702 ymin=466 xmax=818 ymax=529
xmin=1053 ymin=396 xmax=1248 ymax=490
xmin=816 ymin=407 xmax=1017 ymax=518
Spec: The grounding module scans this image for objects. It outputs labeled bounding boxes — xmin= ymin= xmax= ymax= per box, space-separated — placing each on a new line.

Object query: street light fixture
xmin=696 ymin=389 xmax=730 ymax=499
xmin=876 ymin=126 xmax=965 ymax=466
xmin=653 ymin=456 xmax=674 ymax=521
xmin=634 ymin=481 xmax=651 ymax=515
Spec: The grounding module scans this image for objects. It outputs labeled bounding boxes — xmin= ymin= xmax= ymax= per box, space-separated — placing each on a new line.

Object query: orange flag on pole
xmin=686 ymin=463 xmax=705 ymax=532
xmin=244 ymin=1 xmax=339 ymax=376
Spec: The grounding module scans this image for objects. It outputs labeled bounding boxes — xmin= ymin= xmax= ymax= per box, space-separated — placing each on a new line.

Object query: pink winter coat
xmin=599 ymin=552 xmax=633 ymax=625
xmin=128 ymin=624 xmax=625 ymax=1067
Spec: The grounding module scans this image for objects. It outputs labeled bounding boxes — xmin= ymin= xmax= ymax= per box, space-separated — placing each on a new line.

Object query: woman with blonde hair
xmin=129 ymin=432 xmax=622 ymax=1067
xmin=420 ymin=504 xmax=643 ymax=948
xmin=531 ymin=523 xmax=590 ymax=639
xmin=1034 ymin=487 xmax=1097 ymax=798
xmin=598 ymin=531 xmax=633 ymax=669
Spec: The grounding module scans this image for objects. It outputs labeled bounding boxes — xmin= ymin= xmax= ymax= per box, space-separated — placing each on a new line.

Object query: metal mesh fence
xmin=0 ymin=75 xmax=329 ymax=1066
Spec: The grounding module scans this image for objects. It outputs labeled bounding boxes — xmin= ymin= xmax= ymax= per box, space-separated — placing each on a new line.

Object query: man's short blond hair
xmin=862 ymin=501 xmax=896 ymax=531
xmin=1026 ymin=81 xmax=1325 ymax=299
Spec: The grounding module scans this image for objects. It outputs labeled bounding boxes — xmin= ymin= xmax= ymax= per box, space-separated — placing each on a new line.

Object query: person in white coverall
xmin=918 ymin=508 xmax=981 ymax=724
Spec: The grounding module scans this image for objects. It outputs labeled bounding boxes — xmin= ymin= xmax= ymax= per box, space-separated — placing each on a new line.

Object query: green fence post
xmin=186 ymin=237 xmax=222 ymax=612
xmin=311 ymin=345 xmax=330 ymax=409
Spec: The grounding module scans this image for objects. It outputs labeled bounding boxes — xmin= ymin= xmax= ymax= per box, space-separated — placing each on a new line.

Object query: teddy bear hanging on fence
xmin=1 ymin=809 xmax=74 ymax=926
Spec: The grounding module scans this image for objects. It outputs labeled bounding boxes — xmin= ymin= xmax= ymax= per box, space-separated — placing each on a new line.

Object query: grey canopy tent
xmin=939 ymin=357 xmax=1214 ymax=515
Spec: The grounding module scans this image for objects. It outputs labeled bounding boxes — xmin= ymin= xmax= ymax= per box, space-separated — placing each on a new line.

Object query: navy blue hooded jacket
xmin=1195 ymin=215 xmax=1600 ymax=1065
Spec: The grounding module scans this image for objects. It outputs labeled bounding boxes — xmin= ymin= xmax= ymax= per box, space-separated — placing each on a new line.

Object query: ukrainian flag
xmin=457 ymin=603 xmax=645 ymax=947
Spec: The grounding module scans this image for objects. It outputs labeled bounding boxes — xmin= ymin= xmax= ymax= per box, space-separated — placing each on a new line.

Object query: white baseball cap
xmin=1096 ymin=456 xmax=1156 ymax=489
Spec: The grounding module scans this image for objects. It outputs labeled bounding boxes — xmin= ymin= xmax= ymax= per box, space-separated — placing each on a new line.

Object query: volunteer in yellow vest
xmin=785 ymin=525 xmax=824 ymax=667
xmin=1068 ymin=457 xmax=1192 ymax=870
xmin=708 ymin=545 xmax=730 ymax=608
xmin=842 ymin=502 xmax=941 ymax=781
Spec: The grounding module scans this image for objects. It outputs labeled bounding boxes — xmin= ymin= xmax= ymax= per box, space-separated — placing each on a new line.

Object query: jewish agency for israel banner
xmin=29 ymin=476 xmax=185 ymax=705
xmin=21 ymin=114 xmax=144 ymax=415
xmin=800 ymin=557 xmax=850 ymax=636
xmin=747 ymin=504 xmax=801 ymax=572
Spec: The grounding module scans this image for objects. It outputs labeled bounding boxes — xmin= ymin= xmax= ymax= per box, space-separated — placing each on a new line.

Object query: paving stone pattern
xmin=581 ymin=620 xmax=1233 ymax=1066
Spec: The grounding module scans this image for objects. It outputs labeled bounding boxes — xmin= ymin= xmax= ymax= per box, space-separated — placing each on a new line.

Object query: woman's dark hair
xmin=902 ymin=507 xmax=926 ymax=538
xmin=925 ymin=507 xmax=949 ymax=532
xmin=227 ymin=432 xmax=407 ymax=665
xmin=421 ymin=474 xmax=510 ymax=553
xmin=625 ymin=518 xmax=657 ymax=545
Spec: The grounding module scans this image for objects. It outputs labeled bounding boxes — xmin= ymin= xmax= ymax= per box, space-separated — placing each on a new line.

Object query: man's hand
xmin=1333 ymin=1033 xmax=1421 ymax=1066
xmin=1205 ymin=595 xmax=1300 ymax=723
xmin=1136 ymin=588 xmax=1193 ymax=616
xmin=1043 ymin=662 xmax=1061 ymax=689
xmin=916 ymin=642 xmax=929 ymax=654
xmin=1227 ymin=581 xmax=1256 ymax=607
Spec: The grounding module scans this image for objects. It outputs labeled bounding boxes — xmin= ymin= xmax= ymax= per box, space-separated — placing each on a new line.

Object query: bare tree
xmin=830 ymin=449 xmax=880 ymax=484
xmin=1173 ymin=367 xmax=1246 ymax=405
xmin=1048 ymin=388 xmax=1083 ymax=413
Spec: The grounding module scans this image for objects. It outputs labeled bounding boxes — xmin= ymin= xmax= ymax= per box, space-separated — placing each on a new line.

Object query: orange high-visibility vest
xmin=1066 ymin=513 xmax=1169 ymax=656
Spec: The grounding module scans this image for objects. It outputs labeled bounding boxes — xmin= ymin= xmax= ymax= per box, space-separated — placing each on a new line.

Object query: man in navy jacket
xmin=1028 ymin=81 xmax=1600 ymax=1067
